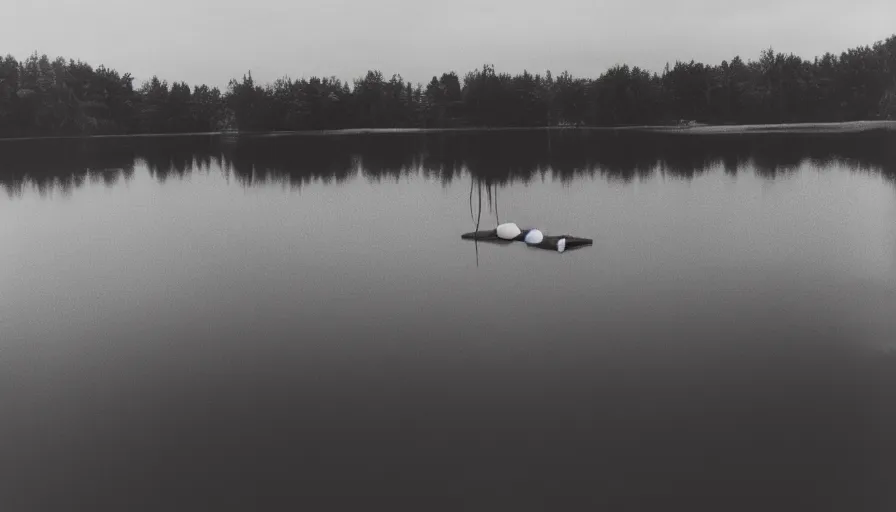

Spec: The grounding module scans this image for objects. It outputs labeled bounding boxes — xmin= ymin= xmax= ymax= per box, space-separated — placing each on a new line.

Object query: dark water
xmin=2 ymin=130 xmax=896 ymax=511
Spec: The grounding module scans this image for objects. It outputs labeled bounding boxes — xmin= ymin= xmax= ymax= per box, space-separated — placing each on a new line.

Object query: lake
xmin=2 ymin=130 xmax=895 ymax=511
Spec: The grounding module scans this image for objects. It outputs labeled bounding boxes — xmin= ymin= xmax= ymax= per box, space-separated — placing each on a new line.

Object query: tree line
xmin=1 ymin=35 xmax=894 ymax=138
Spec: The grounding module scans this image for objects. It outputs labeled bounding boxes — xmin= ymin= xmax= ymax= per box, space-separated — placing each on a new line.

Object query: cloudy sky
xmin=6 ymin=0 xmax=895 ymax=90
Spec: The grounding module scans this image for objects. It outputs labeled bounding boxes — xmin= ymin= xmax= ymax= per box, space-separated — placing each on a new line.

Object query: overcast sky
xmin=7 ymin=0 xmax=895 ymax=90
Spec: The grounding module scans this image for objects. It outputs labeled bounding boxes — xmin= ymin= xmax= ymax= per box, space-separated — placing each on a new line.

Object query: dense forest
xmin=1 ymin=35 xmax=895 ymax=138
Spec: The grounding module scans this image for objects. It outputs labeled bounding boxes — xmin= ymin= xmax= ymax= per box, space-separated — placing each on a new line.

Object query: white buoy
xmin=524 ymin=229 xmax=544 ymax=245
xmin=496 ymin=222 xmax=522 ymax=240
xmin=557 ymin=238 xmax=567 ymax=253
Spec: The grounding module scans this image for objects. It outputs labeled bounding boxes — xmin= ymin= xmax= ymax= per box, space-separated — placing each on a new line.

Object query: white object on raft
xmin=524 ymin=229 xmax=544 ymax=245
xmin=557 ymin=238 xmax=567 ymax=253
xmin=496 ymin=222 xmax=522 ymax=240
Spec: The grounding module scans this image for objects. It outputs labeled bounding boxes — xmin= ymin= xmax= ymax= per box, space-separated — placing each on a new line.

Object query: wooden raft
xmin=461 ymin=229 xmax=593 ymax=251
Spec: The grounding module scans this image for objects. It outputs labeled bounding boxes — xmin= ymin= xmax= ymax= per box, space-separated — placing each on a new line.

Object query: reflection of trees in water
xmin=2 ymin=131 xmax=895 ymax=196
xmin=356 ymin=135 xmax=427 ymax=184
xmin=801 ymin=134 xmax=896 ymax=180
xmin=222 ymin=136 xmax=358 ymax=188
xmin=0 ymin=139 xmax=137 ymax=198
xmin=139 ymin=136 xmax=222 ymax=183
xmin=748 ymin=136 xmax=814 ymax=178
xmin=3 ymin=167 xmax=138 ymax=199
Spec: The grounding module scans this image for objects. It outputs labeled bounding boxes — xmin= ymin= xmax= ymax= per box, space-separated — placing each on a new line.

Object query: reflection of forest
xmin=2 ymin=131 xmax=895 ymax=196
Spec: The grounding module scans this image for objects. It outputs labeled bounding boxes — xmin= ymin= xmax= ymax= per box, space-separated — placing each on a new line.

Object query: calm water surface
xmin=2 ymin=131 xmax=895 ymax=511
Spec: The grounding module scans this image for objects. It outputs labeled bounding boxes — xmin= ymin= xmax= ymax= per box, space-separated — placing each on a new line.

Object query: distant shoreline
xmin=1 ymin=120 xmax=894 ymax=142
xmin=641 ymin=120 xmax=896 ymax=135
